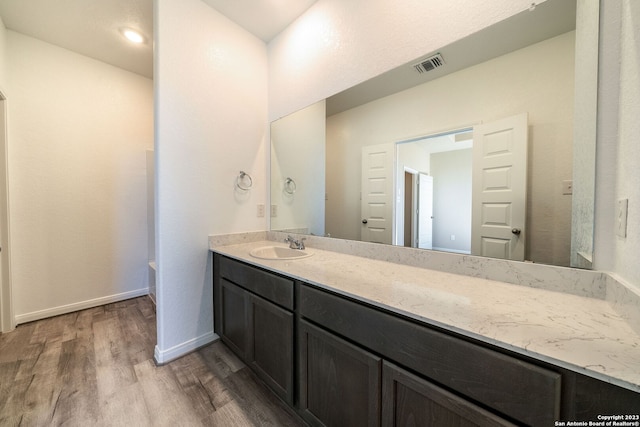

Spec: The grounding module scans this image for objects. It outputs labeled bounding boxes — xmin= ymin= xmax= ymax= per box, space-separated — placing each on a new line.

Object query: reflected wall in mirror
xmin=270 ymin=100 xmax=326 ymax=235
xmin=270 ymin=0 xmax=598 ymax=269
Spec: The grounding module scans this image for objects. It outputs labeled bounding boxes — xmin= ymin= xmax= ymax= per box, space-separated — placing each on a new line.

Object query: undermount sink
xmin=249 ymin=245 xmax=313 ymax=260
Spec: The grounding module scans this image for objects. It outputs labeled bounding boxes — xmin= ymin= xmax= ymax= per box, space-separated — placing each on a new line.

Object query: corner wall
xmin=154 ymin=0 xmax=268 ymax=362
xmin=613 ymin=1 xmax=640 ymax=287
xmin=594 ymin=0 xmax=640 ymax=290
xmin=6 ymin=31 xmax=153 ymax=322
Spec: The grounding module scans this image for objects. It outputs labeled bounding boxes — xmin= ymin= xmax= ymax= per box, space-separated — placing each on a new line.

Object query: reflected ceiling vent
xmin=413 ymin=53 xmax=445 ymax=74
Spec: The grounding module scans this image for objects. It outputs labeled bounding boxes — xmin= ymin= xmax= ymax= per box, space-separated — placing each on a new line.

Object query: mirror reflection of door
xmin=417 ymin=173 xmax=433 ymax=249
xmin=402 ymin=169 xmax=433 ymax=249
xmin=471 ymin=113 xmax=528 ymax=261
xmin=403 ymin=170 xmax=415 ymax=247
xmin=361 ymin=143 xmax=394 ymax=244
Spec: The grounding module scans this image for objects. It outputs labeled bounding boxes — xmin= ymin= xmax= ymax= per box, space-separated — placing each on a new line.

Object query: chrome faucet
xmin=285 ymin=235 xmax=306 ymax=250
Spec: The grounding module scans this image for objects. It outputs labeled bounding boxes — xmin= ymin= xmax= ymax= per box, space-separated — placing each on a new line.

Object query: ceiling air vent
xmin=413 ymin=53 xmax=445 ymax=74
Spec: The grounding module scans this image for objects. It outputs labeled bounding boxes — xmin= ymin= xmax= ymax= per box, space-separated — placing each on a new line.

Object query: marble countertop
xmin=211 ymin=239 xmax=640 ymax=393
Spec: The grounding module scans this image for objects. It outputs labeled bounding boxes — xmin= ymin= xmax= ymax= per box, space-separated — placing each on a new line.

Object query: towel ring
xmin=284 ymin=177 xmax=296 ymax=195
xmin=236 ymin=171 xmax=253 ymax=191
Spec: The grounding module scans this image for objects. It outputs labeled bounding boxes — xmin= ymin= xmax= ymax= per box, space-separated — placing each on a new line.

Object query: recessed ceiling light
xmin=120 ymin=28 xmax=145 ymax=44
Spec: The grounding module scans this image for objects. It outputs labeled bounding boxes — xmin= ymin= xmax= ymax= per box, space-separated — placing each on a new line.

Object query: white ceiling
xmin=0 ymin=0 xmax=318 ymax=79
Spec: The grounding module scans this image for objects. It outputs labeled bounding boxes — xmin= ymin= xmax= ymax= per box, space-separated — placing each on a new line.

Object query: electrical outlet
xmin=271 ymin=204 xmax=278 ymax=218
xmin=562 ymin=180 xmax=573 ymax=195
xmin=616 ymin=198 xmax=628 ymax=238
xmin=257 ymin=204 xmax=265 ymax=218
xmin=450 ymin=234 xmax=456 ymax=241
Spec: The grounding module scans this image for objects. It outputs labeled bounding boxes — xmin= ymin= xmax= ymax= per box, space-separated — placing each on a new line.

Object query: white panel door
xmin=471 ymin=113 xmax=528 ymax=261
xmin=417 ymin=173 xmax=433 ymax=249
xmin=361 ymin=144 xmax=394 ymax=244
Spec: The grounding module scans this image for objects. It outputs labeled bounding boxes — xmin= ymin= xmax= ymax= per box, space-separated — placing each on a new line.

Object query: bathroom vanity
xmin=211 ymin=237 xmax=640 ymax=426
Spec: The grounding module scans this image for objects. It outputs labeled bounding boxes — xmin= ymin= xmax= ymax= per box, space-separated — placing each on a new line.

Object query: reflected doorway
xmin=395 ymin=129 xmax=473 ymax=254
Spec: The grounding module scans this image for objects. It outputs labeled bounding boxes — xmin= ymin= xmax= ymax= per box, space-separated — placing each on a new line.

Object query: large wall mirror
xmin=270 ymin=0 xmax=598 ymax=269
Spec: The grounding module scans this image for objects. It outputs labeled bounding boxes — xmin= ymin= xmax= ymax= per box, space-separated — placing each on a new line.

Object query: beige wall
xmin=326 ymin=31 xmax=575 ymax=266
xmin=431 ymin=149 xmax=473 ymax=253
xmin=7 ymin=30 xmax=153 ymax=322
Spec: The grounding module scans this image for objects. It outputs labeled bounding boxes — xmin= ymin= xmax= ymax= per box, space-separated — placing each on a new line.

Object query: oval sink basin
xmin=249 ymin=245 xmax=313 ymax=260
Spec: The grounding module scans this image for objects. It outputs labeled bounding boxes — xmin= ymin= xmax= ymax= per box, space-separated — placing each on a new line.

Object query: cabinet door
xmin=219 ymin=278 xmax=249 ymax=360
xmin=299 ymin=319 xmax=381 ymax=427
xmin=382 ymin=361 xmax=516 ymax=427
xmin=247 ymin=293 xmax=294 ymax=405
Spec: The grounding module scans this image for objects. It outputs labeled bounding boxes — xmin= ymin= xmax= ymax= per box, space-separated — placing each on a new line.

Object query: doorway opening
xmin=395 ymin=128 xmax=473 ymax=253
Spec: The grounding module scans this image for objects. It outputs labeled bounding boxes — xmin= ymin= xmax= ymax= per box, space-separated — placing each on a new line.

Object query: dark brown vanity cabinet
xmin=214 ymin=254 xmax=640 ymax=426
xmin=298 ymin=319 xmax=382 ymax=427
xmin=213 ymin=255 xmax=295 ymax=404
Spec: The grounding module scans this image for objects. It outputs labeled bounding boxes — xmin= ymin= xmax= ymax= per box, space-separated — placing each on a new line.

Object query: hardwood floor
xmin=0 ymin=297 xmax=305 ymax=426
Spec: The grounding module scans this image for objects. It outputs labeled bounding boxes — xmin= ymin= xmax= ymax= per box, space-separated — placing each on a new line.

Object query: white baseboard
xmin=154 ymin=332 xmax=219 ymax=365
xmin=14 ymin=287 xmax=149 ymax=325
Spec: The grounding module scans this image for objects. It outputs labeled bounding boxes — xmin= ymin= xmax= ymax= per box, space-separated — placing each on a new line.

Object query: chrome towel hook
xmin=284 ymin=177 xmax=297 ymax=194
xmin=236 ymin=171 xmax=253 ymax=191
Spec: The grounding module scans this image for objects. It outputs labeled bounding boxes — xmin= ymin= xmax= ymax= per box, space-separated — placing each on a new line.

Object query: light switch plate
xmin=616 ymin=198 xmax=628 ymax=238
xmin=562 ymin=180 xmax=573 ymax=195
xmin=271 ymin=204 xmax=278 ymax=218
xmin=257 ymin=204 xmax=265 ymax=218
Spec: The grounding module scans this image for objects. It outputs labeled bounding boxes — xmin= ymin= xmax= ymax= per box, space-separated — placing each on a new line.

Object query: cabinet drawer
xmin=219 ymin=256 xmax=294 ymax=310
xmin=299 ymin=284 xmax=561 ymax=427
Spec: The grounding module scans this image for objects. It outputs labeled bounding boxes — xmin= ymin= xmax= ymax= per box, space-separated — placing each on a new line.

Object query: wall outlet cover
xmin=271 ymin=204 xmax=278 ymax=217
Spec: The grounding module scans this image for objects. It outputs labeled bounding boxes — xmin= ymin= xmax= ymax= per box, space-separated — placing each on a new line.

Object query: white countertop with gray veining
xmin=211 ymin=238 xmax=640 ymax=393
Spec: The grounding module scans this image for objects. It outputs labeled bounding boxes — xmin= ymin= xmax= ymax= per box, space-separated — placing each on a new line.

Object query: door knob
xmin=511 ymin=228 xmax=521 ymax=235
xmin=362 ymin=219 xmax=368 ymax=224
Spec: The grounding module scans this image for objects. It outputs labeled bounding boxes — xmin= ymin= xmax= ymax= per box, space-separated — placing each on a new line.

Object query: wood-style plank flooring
xmin=0 ymin=297 xmax=305 ymax=426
